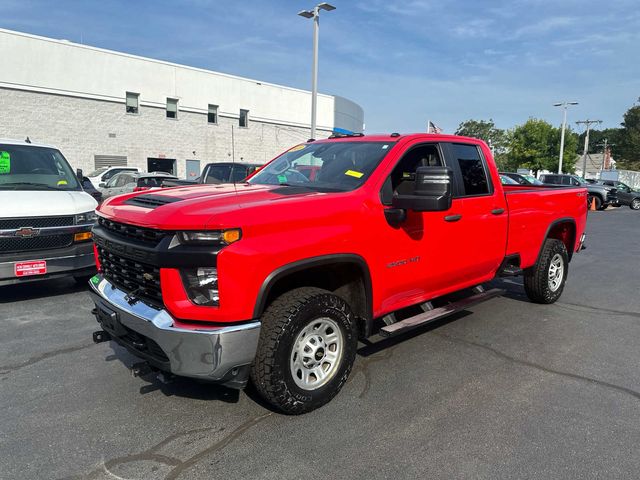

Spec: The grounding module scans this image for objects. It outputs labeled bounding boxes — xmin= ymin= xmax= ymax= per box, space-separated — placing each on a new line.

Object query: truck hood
xmin=0 ymin=190 xmax=98 ymax=218
xmin=97 ymin=183 xmax=342 ymax=229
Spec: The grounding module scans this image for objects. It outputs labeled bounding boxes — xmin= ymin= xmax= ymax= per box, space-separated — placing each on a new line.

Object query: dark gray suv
xmin=597 ymin=180 xmax=640 ymax=210
xmin=539 ymin=174 xmax=617 ymax=210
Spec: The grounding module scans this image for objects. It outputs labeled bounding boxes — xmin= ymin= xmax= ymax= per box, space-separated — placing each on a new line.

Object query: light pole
xmin=298 ymin=2 xmax=336 ymax=140
xmin=553 ymin=101 xmax=578 ymax=173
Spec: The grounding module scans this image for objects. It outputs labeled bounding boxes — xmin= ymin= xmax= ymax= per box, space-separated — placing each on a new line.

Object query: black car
xmin=500 ymin=172 xmax=544 ymax=186
xmin=597 ymin=180 xmax=640 ymax=210
xmin=539 ymin=173 xmax=617 ymax=210
xmin=162 ymin=162 xmax=262 ymax=187
xmin=81 ymin=176 xmax=103 ymax=203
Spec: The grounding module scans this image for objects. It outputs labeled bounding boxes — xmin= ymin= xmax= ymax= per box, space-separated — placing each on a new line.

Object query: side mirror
xmin=392 ymin=166 xmax=453 ymax=212
xmin=76 ymin=168 xmax=83 ymax=181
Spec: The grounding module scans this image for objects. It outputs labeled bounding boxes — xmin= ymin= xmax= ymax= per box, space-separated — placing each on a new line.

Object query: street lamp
xmin=553 ymin=101 xmax=578 ymax=173
xmin=298 ymin=2 xmax=336 ymax=140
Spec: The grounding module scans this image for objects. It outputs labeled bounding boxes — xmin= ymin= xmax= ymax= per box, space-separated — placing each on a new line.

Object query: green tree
xmin=455 ymin=119 xmax=507 ymax=152
xmin=506 ymin=118 xmax=578 ymax=174
xmin=617 ymin=101 xmax=640 ymax=170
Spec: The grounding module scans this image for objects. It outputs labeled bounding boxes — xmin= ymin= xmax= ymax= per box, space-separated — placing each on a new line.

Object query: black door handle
xmin=444 ymin=214 xmax=462 ymax=222
xmin=491 ymin=208 xmax=505 ymax=215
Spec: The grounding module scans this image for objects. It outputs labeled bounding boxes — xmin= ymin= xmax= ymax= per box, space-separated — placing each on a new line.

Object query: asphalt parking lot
xmin=1 ymin=207 xmax=639 ymax=480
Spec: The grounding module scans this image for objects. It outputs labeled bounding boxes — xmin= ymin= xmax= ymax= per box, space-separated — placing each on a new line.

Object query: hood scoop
xmin=124 ymin=194 xmax=183 ymax=209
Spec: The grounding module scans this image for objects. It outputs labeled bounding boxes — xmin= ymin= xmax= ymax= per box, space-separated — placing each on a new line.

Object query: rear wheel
xmin=524 ymin=239 xmax=568 ymax=304
xmin=251 ymin=287 xmax=358 ymax=414
xmin=631 ymin=198 xmax=640 ymax=210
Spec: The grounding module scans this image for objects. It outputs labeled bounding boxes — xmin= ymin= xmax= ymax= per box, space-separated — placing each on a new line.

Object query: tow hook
xmin=92 ymin=330 xmax=111 ymax=344
xmin=131 ymin=361 xmax=156 ymax=378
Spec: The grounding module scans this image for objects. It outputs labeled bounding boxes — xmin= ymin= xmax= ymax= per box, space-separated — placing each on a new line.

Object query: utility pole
xmin=596 ymin=139 xmax=616 ymax=173
xmin=575 ymin=119 xmax=602 ymax=178
xmin=553 ymin=101 xmax=579 ymax=173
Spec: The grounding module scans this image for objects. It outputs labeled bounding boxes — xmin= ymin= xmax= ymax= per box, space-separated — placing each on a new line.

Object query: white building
xmin=0 ymin=28 xmax=364 ymax=178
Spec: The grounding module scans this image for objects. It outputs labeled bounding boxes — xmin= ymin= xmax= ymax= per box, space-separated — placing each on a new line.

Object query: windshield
xmin=248 ymin=141 xmax=395 ymax=192
xmin=573 ymin=176 xmax=587 ymax=185
xmin=523 ymin=174 xmax=543 ymax=185
xmin=0 ymin=144 xmax=81 ymax=191
xmin=87 ymin=167 xmax=108 ymax=177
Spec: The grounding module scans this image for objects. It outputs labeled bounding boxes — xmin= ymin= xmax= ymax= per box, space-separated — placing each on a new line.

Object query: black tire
xmin=631 ymin=198 xmax=640 ymax=210
xmin=524 ymin=239 xmax=569 ymax=304
xmin=250 ymin=287 xmax=358 ymax=414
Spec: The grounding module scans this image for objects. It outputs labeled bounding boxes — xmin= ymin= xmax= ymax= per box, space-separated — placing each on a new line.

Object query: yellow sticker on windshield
xmin=288 ymin=144 xmax=306 ymax=152
xmin=57 ymin=180 xmax=68 ymax=186
xmin=0 ymin=151 xmax=10 ymax=174
xmin=345 ymin=170 xmax=364 ymax=179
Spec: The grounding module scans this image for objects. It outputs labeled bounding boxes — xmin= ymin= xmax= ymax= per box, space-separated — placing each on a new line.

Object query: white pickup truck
xmin=0 ymin=139 xmax=98 ymax=286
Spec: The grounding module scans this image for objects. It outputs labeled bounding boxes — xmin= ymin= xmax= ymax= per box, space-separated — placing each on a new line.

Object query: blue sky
xmin=1 ymin=0 xmax=638 ymax=134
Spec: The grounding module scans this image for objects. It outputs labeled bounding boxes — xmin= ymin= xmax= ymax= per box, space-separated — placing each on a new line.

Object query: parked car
xmin=89 ymin=133 xmax=587 ymax=414
xmin=499 ymin=174 xmax=519 ymax=185
xmin=86 ymin=166 xmax=139 ymax=189
xmin=500 ymin=172 xmax=543 ymax=186
xmin=100 ymin=171 xmax=177 ymax=199
xmin=162 ymin=162 xmax=261 ymax=187
xmin=0 ymin=139 xmax=97 ymax=286
xmin=81 ymin=176 xmax=103 ymax=203
xmin=539 ymin=173 xmax=616 ymax=210
xmin=597 ymin=180 xmax=640 ymax=210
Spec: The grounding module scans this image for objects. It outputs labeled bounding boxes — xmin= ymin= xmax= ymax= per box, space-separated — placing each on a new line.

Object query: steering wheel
xmin=284 ymin=169 xmax=310 ymax=183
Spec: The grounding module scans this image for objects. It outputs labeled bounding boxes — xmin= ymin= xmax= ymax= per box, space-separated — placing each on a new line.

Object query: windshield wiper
xmin=0 ymin=182 xmax=59 ymax=190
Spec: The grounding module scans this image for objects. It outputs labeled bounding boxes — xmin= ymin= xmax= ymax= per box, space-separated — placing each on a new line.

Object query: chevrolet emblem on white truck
xmin=15 ymin=227 xmax=40 ymax=238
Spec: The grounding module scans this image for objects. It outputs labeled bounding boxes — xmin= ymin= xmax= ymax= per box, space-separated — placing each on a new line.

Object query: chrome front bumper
xmin=0 ymin=243 xmax=95 ymax=286
xmin=89 ymin=275 xmax=261 ymax=388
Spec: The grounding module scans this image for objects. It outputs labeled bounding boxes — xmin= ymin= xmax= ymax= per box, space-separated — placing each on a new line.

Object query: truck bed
xmin=503 ymin=184 xmax=588 ymax=268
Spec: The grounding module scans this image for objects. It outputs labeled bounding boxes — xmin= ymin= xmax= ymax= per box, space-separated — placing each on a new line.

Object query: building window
xmin=239 ymin=109 xmax=249 ymax=127
xmin=208 ymin=104 xmax=218 ymax=124
xmin=166 ymin=98 xmax=178 ymax=119
xmin=126 ymin=92 xmax=139 ymax=114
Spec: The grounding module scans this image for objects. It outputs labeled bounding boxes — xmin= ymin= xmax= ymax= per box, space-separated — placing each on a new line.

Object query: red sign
xmin=14 ymin=261 xmax=47 ymax=277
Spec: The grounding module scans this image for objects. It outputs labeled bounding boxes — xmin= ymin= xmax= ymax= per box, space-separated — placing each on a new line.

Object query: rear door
xmin=442 ymin=143 xmax=508 ymax=282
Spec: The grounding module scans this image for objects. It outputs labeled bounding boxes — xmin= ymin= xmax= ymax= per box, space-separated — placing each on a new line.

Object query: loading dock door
xmin=147 ymin=158 xmax=176 ymax=175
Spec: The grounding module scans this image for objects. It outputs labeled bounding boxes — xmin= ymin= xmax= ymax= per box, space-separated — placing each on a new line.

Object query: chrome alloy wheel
xmin=290 ymin=318 xmax=344 ymax=390
xmin=631 ymin=198 xmax=640 ymax=210
xmin=548 ymin=253 xmax=564 ymax=292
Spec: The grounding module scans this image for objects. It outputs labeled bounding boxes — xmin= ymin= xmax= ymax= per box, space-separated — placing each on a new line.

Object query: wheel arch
xmin=253 ymin=254 xmax=373 ymax=337
xmin=537 ymin=218 xmax=577 ymax=263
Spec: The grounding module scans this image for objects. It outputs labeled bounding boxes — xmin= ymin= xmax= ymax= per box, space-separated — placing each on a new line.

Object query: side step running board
xmin=379 ymin=288 xmax=505 ymax=337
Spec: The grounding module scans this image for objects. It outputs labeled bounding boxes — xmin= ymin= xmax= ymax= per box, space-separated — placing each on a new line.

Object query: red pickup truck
xmin=89 ymin=133 xmax=587 ymax=414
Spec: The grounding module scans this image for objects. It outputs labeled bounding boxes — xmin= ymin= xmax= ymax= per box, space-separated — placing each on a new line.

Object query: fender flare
xmin=253 ymin=254 xmax=373 ymax=323
xmin=534 ymin=217 xmax=577 ymax=264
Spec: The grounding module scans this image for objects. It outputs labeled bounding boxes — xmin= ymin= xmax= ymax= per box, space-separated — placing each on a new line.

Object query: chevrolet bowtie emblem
xmin=15 ymin=227 xmax=40 ymax=238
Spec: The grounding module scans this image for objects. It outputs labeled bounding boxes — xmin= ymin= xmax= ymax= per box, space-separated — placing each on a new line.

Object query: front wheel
xmin=631 ymin=198 xmax=640 ymax=210
xmin=524 ymin=239 xmax=569 ymax=304
xmin=251 ymin=287 xmax=358 ymax=414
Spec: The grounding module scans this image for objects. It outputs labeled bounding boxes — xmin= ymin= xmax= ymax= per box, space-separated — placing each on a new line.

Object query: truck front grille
xmin=0 ymin=234 xmax=74 ymax=253
xmin=0 ymin=216 xmax=74 ymax=229
xmin=98 ymin=217 xmax=168 ymax=246
xmin=97 ymin=245 xmax=162 ymax=307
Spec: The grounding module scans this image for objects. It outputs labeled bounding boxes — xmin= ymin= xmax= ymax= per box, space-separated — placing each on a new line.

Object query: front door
xmin=186 ymin=159 xmax=200 ymax=181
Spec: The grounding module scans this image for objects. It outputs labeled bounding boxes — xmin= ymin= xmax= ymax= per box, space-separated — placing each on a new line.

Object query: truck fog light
xmin=180 ymin=268 xmax=219 ymax=306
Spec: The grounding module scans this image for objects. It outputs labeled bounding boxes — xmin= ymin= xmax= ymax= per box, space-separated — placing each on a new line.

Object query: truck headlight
xmin=176 ymin=229 xmax=241 ymax=245
xmin=75 ymin=211 xmax=98 ymax=224
xmin=181 ymin=268 xmax=219 ymax=306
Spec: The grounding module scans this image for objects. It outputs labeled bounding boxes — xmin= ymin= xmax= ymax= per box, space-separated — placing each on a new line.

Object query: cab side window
xmin=450 ymin=144 xmax=490 ymax=196
xmin=381 ymin=144 xmax=442 ymax=205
